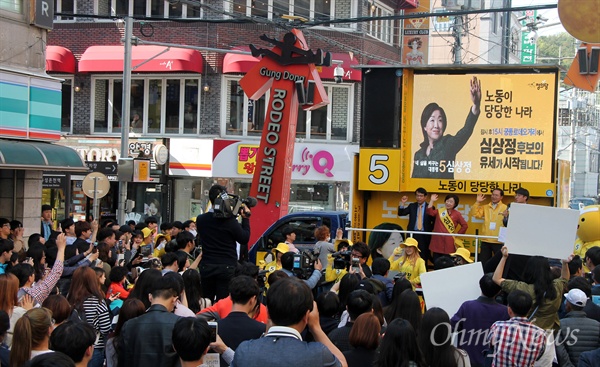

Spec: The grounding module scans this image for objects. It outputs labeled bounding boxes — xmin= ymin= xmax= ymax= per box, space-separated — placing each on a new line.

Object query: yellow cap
xmin=273 ymin=243 xmax=290 ymax=254
xmin=450 ymin=247 xmax=473 ymax=263
xmin=400 ymin=237 xmax=420 ymax=251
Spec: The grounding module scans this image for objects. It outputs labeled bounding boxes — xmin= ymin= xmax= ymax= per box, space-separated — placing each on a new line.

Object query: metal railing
xmin=346 ymin=227 xmax=500 ymax=262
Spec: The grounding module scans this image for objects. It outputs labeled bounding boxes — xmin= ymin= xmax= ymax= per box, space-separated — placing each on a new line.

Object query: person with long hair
xmin=26 ymin=244 xmax=47 ymax=283
xmin=419 ymin=307 xmax=470 ymax=367
xmin=389 ymin=238 xmax=427 ymax=288
xmin=426 ymin=193 xmax=468 ymax=260
xmin=374 ymin=318 xmax=425 ymax=367
xmin=343 ymin=313 xmax=381 ymax=367
xmin=182 ymin=269 xmax=211 ymax=314
xmin=0 ymin=273 xmax=34 ymax=347
xmin=128 ymin=268 xmax=162 ymax=309
xmin=383 ymin=289 xmax=422 ymax=333
xmin=105 ymin=298 xmax=145 ymax=367
xmin=67 ymin=267 xmax=112 ymax=367
xmin=9 ymin=307 xmax=54 ymax=367
xmin=412 ymin=76 xmax=481 ymax=179
xmin=0 ymin=310 xmax=9 ymax=367
xmin=40 ymin=295 xmax=70 ymax=328
xmin=493 ymin=246 xmax=573 ymax=333
xmin=8 ymin=233 xmax=67 ymax=307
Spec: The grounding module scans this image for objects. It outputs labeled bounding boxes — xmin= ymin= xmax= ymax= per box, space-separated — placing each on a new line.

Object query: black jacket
xmin=119 ymin=304 xmax=181 ymax=367
xmin=398 ymin=202 xmax=434 ymax=233
xmin=555 ymin=311 xmax=600 ymax=367
xmin=196 ymin=213 xmax=250 ymax=266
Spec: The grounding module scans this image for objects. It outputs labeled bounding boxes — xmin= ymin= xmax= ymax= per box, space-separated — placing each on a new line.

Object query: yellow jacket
xmin=389 ymin=255 xmax=426 ymax=286
xmin=470 ymin=201 xmax=507 ymax=244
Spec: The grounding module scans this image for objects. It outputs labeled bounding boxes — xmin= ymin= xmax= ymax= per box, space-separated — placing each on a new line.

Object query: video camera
xmin=292 ymin=249 xmax=318 ymax=280
xmin=213 ymin=191 xmax=257 ymax=219
xmin=332 ymin=250 xmax=352 ymax=270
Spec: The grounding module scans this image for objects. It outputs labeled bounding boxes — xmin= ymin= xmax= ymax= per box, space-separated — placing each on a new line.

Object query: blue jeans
xmin=88 ymin=348 xmax=104 ymax=367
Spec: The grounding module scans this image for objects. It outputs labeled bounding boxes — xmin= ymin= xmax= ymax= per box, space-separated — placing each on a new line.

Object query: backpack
xmin=366 ymin=278 xmax=389 ymax=306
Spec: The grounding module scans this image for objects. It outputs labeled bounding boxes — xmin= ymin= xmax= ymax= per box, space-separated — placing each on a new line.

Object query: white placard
xmin=504 ymin=203 xmax=579 ymax=259
xmin=420 ymin=262 xmax=484 ymax=317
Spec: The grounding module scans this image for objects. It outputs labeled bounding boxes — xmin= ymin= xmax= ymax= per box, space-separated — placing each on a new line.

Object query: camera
xmin=213 ymin=191 xmax=257 ymax=219
xmin=257 ymin=269 xmax=268 ymax=290
xmin=333 ymin=62 xmax=344 ymax=84
xmin=393 ymin=272 xmax=407 ymax=282
xmin=332 ymin=250 xmax=352 ymax=270
xmin=292 ymin=249 xmax=318 ymax=280
xmin=527 ymin=30 xmax=538 ymax=44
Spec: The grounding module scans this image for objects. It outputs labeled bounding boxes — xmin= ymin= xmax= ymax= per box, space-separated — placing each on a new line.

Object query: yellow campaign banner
xmin=358 ymin=149 xmax=401 ymax=192
xmin=402 ymin=72 xmax=557 ymax=197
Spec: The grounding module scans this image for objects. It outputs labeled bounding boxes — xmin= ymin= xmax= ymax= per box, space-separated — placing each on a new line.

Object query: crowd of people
xmin=0 ymin=184 xmax=599 ymax=367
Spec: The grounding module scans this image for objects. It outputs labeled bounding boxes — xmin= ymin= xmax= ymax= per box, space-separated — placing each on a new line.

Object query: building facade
xmin=46 ymin=0 xmax=407 ymax=223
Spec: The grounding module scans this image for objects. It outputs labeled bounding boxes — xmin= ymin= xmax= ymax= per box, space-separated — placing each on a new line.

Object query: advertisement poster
xmin=404 ymin=72 xmax=557 ymax=196
xmin=402 ymin=0 xmax=430 ymax=65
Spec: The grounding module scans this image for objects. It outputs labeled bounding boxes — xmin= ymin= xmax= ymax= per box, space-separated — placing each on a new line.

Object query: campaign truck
xmin=351 ymin=65 xmax=561 ymax=255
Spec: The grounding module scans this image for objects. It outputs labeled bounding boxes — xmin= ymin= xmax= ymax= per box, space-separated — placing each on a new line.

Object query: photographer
xmin=196 ymin=185 xmax=251 ymax=302
xmin=280 ymin=252 xmax=323 ymax=289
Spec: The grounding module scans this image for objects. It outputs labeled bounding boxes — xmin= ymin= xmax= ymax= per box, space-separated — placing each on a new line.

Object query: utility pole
xmin=501 ymin=0 xmax=512 ymax=64
xmin=117 ymin=16 xmax=133 ymax=225
xmin=453 ymin=14 xmax=463 ymax=64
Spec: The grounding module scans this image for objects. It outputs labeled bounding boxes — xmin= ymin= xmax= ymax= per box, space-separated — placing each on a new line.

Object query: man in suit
xmin=41 ymin=204 xmax=54 ymax=241
xmin=217 ymin=275 xmax=266 ymax=366
xmin=232 ymin=277 xmax=347 ymax=367
xmin=398 ymin=187 xmax=434 ymax=265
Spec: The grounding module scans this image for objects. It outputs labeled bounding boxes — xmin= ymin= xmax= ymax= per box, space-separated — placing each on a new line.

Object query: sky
xmin=511 ymin=0 xmax=566 ymax=36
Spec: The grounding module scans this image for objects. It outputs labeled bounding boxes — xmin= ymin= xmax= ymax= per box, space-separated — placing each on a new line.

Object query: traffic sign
xmin=82 ymin=172 xmax=111 ymax=199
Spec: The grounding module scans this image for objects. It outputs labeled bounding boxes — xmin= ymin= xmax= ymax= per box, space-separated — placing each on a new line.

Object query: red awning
xmin=222 ymin=51 xmax=361 ymax=82
xmin=79 ymin=45 xmax=203 ymax=73
xmin=223 ymin=48 xmax=260 ymax=74
xmin=318 ymin=53 xmax=361 ymax=82
xmin=46 ymin=46 xmax=76 ymax=73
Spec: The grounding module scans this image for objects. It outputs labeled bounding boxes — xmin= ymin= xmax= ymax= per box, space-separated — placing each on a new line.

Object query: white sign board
xmin=504 ymin=203 xmax=579 ymax=259
xmin=420 ymin=262 xmax=483 ymax=317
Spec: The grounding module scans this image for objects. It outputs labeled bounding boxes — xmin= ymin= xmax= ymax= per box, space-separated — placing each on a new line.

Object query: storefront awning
xmin=223 ymin=51 xmax=260 ymax=74
xmin=79 ymin=45 xmax=203 ymax=73
xmin=46 ymin=46 xmax=77 ymax=73
xmin=0 ymin=139 xmax=88 ymax=172
xmin=222 ymin=51 xmax=361 ymax=82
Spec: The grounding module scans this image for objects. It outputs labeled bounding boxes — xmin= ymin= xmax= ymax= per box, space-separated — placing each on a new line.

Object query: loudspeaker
xmin=360 ymin=68 xmax=401 ymax=148
xmin=577 ymin=48 xmax=589 ymax=74
xmin=589 ymin=47 xmax=599 ymax=74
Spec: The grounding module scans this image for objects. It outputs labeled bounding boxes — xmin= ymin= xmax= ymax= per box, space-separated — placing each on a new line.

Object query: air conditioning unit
xmin=442 ymin=0 xmax=483 ymax=10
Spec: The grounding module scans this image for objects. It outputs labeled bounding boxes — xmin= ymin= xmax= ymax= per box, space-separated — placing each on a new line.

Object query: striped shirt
xmin=486 ymin=317 xmax=547 ymax=367
xmin=81 ymin=296 xmax=112 ymax=349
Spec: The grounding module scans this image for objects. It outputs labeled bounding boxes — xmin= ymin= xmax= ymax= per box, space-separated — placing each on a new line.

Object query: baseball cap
xmin=41 ymin=204 xmax=53 ymax=212
xmin=400 ymin=237 xmax=420 ymax=251
xmin=450 ymin=248 xmax=473 ymax=263
xmin=357 ymin=279 xmax=374 ymax=294
xmin=141 ymin=227 xmax=152 ymax=239
xmin=565 ymin=288 xmax=587 ymax=307
xmin=273 ymin=243 xmax=290 ymax=254
xmin=119 ymin=225 xmax=132 ymax=234
xmin=145 ymin=216 xmax=157 ymax=224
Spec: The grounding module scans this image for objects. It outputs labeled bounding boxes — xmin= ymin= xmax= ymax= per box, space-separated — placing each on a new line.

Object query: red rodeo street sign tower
xmin=240 ymin=29 xmax=331 ymax=245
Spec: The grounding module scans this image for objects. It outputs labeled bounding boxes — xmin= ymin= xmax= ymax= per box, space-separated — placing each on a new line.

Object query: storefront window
xmin=223 ymin=76 xmax=352 ymax=142
xmin=92 ymin=76 xmax=200 ymax=135
xmin=96 ymin=0 xmax=200 ymax=17
xmin=61 ymin=79 xmax=73 ymax=133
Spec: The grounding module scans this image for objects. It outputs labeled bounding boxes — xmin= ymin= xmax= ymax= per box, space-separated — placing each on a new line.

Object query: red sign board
xmin=240 ymin=29 xmax=330 ymax=246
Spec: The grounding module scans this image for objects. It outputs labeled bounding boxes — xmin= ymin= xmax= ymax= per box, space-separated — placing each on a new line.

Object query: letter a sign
xmin=240 ymin=29 xmax=330 ymax=246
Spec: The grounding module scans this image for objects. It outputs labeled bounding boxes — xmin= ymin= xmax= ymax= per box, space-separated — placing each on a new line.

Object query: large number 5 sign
xmin=358 ymin=149 xmax=400 ymax=191
xmin=369 ymin=155 xmax=389 ymax=184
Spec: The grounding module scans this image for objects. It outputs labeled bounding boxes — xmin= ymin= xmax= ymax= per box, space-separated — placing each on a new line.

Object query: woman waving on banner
xmin=426 ymin=193 xmax=468 ymax=261
xmin=412 ymin=76 xmax=482 ymax=179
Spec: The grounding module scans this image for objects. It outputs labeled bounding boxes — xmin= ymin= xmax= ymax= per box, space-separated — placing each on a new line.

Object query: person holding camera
xmin=280 ymin=252 xmax=323 ymax=289
xmin=196 ymin=185 xmax=251 ymax=302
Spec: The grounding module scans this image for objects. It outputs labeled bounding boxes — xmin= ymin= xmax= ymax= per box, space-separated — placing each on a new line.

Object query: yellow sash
xmin=439 ymin=208 xmax=464 ymax=248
